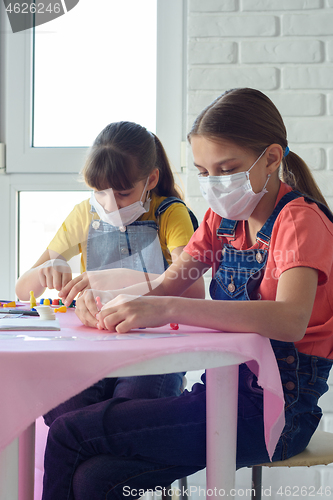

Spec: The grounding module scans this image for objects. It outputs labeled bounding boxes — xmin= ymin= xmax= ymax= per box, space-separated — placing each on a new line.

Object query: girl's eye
xmin=197 ymin=171 xmax=208 ymax=177
xmin=117 ymin=192 xmax=131 ymax=197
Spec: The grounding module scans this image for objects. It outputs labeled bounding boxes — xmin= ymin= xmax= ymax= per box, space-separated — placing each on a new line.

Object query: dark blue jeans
xmin=42 ymin=344 xmax=332 ymax=500
xmin=43 ymin=373 xmax=185 ymax=427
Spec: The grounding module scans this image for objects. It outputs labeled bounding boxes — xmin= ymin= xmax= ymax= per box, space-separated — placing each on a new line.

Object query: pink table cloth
xmin=0 ymin=309 xmax=285 ymax=459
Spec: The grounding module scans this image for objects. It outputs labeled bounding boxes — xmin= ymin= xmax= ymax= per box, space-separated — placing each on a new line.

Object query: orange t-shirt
xmin=184 ymin=182 xmax=333 ymax=359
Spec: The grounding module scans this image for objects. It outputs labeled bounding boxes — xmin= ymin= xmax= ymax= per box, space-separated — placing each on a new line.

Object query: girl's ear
xmin=266 ymin=144 xmax=283 ymax=174
xmin=147 ymin=168 xmax=159 ymax=190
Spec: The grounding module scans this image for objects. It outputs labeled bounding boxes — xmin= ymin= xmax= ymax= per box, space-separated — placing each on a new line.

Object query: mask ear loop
xmin=246 ymin=147 xmax=271 ymax=193
xmin=246 ymin=147 xmax=268 ymax=179
xmin=139 ymin=177 xmax=151 ymax=206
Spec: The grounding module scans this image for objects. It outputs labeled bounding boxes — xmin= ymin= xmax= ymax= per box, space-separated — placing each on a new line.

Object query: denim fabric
xmin=236 ymin=345 xmax=332 ymax=468
xmin=87 ymin=218 xmax=167 ymax=274
xmin=43 ymin=373 xmax=185 ymax=427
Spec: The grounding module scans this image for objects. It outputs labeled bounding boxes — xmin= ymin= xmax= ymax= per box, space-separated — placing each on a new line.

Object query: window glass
xmin=19 ymin=191 xmax=89 ymax=300
xmin=33 ymin=0 xmax=157 ymax=147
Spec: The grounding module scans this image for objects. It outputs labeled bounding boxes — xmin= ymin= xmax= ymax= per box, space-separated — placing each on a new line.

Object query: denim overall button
xmin=119 ymin=226 xmax=127 ymax=233
xmin=228 ymin=283 xmax=236 ymax=292
xmin=285 ymin=381 xmax=295 ymax=391
xmin=256 ymin=252 xmax=263 ymax=263
xmin=92 ymin=220 xmax=100 ymax=230
xmin=121 ymin=247 xmax=129 ymax=255
xmin=286 ymin=355 xmax=295 ymax=364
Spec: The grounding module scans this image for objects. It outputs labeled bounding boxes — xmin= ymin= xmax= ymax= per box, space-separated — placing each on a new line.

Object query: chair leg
xmin=162 ymin=485 xmax=172 ymax=500
xmin=161 ymin=478 xmax=188 ymax=500
xmin=179 ymin=476 xmax=188 ymax=499
xmin=251 ymin=466 xmax=262 ymax=500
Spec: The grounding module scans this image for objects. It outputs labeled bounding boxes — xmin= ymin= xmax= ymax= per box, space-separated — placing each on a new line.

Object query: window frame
xmin=4 ymin=0 xmax=186 ymax=174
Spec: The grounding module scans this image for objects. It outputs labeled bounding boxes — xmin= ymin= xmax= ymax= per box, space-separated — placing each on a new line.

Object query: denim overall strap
xmin=86 ymin=207 xmax=166 ymax=273
xmin=216 ymin=218 xmax=238 ymax=238
xmin=155 ymin=197 xmax=199 ymax=231
xmin=211 ymin=191 xmax=304 ymax=301
xmin=257 ymin=191 xmax=303 ymax=245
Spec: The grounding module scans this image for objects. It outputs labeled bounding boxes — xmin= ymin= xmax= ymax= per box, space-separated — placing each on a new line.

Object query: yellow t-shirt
xmin=47 ymin=193 xmax=195 ymax=272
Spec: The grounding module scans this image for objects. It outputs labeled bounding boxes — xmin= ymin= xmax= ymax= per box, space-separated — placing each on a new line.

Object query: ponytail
xmin=281 ymin=151 xmax=329 ymax=208
xmin=152 ymin=134 xmax=182 ymax=199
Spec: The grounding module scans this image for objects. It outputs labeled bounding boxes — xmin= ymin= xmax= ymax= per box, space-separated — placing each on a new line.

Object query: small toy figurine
xmin=2 ymin=301 xmax=16 ymax=308
xmin=170 ymin=323 xmax=179 ymax=330
xmin=52 ymin=299 xmax=59 ymax=306
xmin=54 ymin=305 xmax=67 ymax=313
xmin=69 ymin=300 xmax=76 ymax=308
xmin=43 ymin=299 xmax=51 ymax=306
xmin=30 ymin=291 xmax=37 ymax=309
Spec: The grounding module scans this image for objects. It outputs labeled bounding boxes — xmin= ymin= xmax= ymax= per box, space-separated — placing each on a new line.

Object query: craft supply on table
xmin=35 ymin=306 xmax=56 ymax=320
xmin=95 ymin=296 xmax=103 ymax=311
xmin=54 ymin=306 xmax=67 ymax=313
xmin=29 ymin=290 xmax=37 ymax=309
xmin=1 ymin=301 xmax=16 ymax=308
xmin=0 ymin=309 xmax=39 ymax=316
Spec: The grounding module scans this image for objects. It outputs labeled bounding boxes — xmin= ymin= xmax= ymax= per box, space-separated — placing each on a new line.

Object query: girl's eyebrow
xmin=194 ymin=158 xmax=238 ymax=168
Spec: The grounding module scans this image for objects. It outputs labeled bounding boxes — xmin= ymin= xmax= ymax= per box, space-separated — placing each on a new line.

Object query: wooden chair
xmin=251 ymin=430 xmax=333 ymax=500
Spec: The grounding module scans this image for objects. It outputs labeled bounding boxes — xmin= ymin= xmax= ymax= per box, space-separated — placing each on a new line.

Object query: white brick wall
xmin=185 ymin=0 xmax=333 ymax=497
xmin=187 ymin=0 xmax=333 ymax=214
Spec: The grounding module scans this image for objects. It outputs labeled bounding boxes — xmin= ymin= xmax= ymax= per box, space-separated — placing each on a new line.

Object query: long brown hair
xmin=188 ymin=88 xmax=328 ymax=207
xmin=83 ymin=121 xmax=181 ymax=198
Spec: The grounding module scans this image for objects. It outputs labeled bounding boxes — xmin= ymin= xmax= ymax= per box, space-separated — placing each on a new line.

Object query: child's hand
xmin=59 ymin=269 xmax=129 ymax=306
xmin=96 ymin=295 xmax=170 ymax=332
xmin=59 ymin=272 xmax=91 ymax=306
xmin=75 ymin=289 xmax=114 ymax=328
xmin=37 ymin=259 xmax=72 ymax=291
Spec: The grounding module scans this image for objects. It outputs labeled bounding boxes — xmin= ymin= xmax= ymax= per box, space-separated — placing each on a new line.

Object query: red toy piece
xmin=170 ymin=323 xmax=179 ymax=330
xmin=96 ymin=296 xmax=103 ymax=311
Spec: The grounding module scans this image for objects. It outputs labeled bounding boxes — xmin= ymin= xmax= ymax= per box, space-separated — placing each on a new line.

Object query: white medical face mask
xmin=198 ymin=148 xmax=269 ymax=220
xmin=90 ymin=178 xmax=151 ymax=230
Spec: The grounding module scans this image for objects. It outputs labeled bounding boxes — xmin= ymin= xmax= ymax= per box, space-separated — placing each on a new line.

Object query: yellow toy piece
xmin=43 ymin=299 xmax=50 ymax=306
xmin=2 ymin=301 xmax=16 ymax=308
xmin=29 ymin=290 xmax=37 ymax=309
xmin=54 ymin=305 xmax=67 ymax=313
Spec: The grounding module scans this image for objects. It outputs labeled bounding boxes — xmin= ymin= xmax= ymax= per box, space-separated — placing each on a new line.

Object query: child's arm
xmin=59 ymin=246 xmax=205 ymax=307
xmin=15 ymin=249 xmax=72 ymax=301
xmin=75 ymin=251 xmax=209 ymax=327
xmin=96 ymin=266 xmax=318 ymax=343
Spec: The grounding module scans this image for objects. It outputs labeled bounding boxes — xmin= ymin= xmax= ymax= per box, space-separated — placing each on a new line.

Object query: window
xmin=18 ymin=190 xmax=89 ymax=299
xmin=4 ymin=0 xmax=186 ymax=173
xmin=33 ymin=0 xmax=157 ymax=147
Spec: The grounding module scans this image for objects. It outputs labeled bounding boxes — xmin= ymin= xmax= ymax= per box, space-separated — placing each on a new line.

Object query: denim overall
xmin=44 ymin=197 xmax=192 ymax=428
xmin=210 ymin=191 xmax=333 ymax=464
xmin=86 ymin=196 xmax=198 ymax=273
